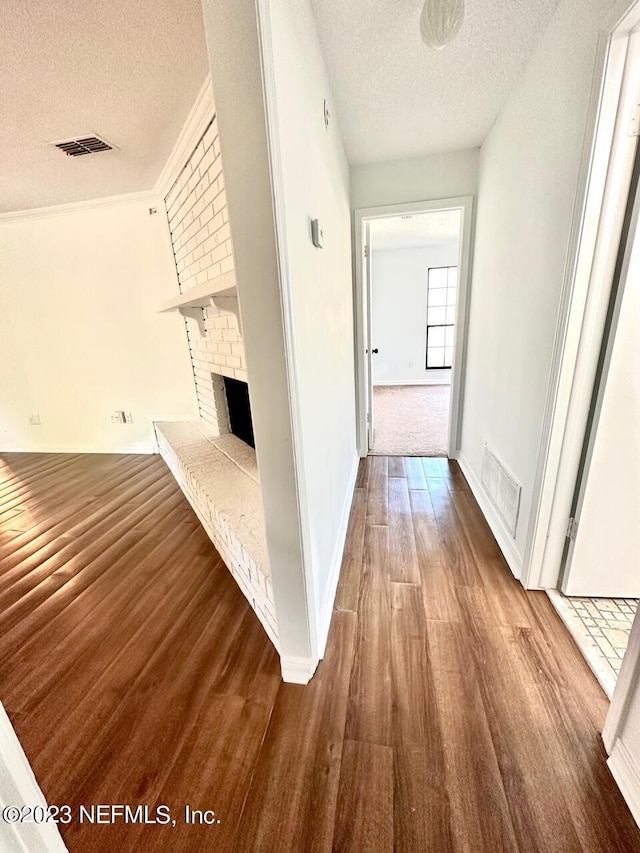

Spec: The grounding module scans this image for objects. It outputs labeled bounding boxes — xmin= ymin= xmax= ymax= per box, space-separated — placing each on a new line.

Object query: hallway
xmin=0 ymin=451 xmax=638 ymax=852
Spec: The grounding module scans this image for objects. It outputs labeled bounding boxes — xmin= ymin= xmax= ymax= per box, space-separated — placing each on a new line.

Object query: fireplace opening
xmin=223 ymin=377 xmax=255 ymax=448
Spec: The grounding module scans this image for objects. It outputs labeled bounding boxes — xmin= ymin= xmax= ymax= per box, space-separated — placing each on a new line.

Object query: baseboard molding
xmin=280 ymin=655 xmax=319 ymax=685
xmin=0 ymin=703 xmax=68 ymax=851
xmin=0 ymin=445 xmax=157 ymax=455
xmin=608 ymin=739 xmax=640 ymax=829
xmin=316 ymin=453 xmax=359 ymax=661
xmin=373 ymin=379 xmax=451 ymax=386
xmin=457 ymin=452 xmax=524 ymax=579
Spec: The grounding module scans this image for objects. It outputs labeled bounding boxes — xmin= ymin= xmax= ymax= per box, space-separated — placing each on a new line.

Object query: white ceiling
xmin=370 ymin=209 xmax=461 ymax=251
xmin=0 ymin=0 xmax=209 ymax=213
xmin=310 ymin=0 xmax=560 ymax=164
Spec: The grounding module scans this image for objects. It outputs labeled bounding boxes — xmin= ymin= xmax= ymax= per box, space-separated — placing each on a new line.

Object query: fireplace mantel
xmin=159 ymin=270 xmax=241 ymax=335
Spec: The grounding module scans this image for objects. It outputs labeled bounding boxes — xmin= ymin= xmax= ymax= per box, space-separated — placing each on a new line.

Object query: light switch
xmin=311 ymin=219 xmax=324 ymax=248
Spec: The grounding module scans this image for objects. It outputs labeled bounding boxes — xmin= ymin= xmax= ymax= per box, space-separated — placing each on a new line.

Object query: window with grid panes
xmin=426 ymin=266 xmax=457 ymax=369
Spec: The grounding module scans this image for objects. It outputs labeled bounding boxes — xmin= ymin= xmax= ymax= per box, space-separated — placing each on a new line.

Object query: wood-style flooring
xmin=0 ymin=451 xmax=638 ymax=852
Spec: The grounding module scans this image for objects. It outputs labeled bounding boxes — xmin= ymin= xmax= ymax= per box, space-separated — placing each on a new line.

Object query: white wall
xmin=201 ymin=0 xmax=320 ymax=681
xmin=459 ymin=0 xmax=618 ymax=567
xmin=267 ymin=0 xmax=358 ymax=651
xmin=0 ymin=199 xmax=198 ymax=452
xmin=565 ymin=214 xmax=640 ymax=597
xmin=371 ymin=243 xmax=458 ymax=385
xmin=351 ymin=148 xmax=479 ymax=210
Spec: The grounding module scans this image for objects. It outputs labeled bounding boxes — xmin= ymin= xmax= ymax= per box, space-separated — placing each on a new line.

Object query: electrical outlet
xmin=409 ymin=361 xmax=414 ymax=368
xmin=29 ymin=414 xmax=41 ymax=426
xmin=124 ymin=412 xmax=133 ymax=424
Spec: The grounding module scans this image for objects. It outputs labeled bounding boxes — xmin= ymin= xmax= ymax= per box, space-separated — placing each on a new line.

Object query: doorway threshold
xmin=547 ymin=589 xmax=638 ymax=699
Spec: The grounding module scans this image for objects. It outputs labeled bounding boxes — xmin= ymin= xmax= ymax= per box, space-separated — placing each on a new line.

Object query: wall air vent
xmin=50 ymin=136 xmax=114 ymax=157
xmin=481 ymin=443 xmax=521 ymax=538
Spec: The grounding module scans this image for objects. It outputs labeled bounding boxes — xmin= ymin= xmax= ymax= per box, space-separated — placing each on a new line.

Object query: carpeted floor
xmin=371 ymin=384 xmax=450 ymax=456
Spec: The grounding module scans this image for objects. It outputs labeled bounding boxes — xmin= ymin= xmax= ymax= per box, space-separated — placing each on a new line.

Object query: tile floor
xmin=548 ymin=591 xmax=638 ymax=698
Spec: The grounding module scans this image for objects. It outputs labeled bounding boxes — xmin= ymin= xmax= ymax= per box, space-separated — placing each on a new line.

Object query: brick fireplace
xmin=154 ymin=111 xmax=277 ymax=649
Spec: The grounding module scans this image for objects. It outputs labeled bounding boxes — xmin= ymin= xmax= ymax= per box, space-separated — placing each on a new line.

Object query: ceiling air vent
xmin=50 ymin=136 xmax=114 ymax=157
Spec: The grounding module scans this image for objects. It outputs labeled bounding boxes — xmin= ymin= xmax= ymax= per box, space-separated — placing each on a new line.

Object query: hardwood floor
xmin=0 ymin=451 xmax=638 ymax=852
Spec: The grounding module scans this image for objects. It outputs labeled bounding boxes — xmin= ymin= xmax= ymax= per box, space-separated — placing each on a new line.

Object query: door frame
xmin=560 ymin=138 xmax=640 ymax=594
xmin=521 ymin=0 xmax=640 ymax=591
xmin=353 ymin=195 xmax=475 ymax=458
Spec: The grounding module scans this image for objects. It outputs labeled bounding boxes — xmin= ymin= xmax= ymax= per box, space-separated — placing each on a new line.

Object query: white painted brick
xmin=164 ymin=114 xmax=247 ymax=436
xmin=203 ymin=122 xmax=216 ymax=151
xmin=205 ymin=262 xmax=222 ymax=282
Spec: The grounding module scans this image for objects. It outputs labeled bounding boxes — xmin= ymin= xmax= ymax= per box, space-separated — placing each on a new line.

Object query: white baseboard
xmin=457 ymin=452 xmax=523 ymax=579
xmin=608 ymin=739 xmax=640 ymax=829
xmin=280 ymin=655 xmax=319 ymax=685
xmin=316 ymin=453 xmax=359 ymax=661
xmin=0 ymin=445 xmax=157 ymax=455
xmin=0 ymin=703 xmax=68 ymax=851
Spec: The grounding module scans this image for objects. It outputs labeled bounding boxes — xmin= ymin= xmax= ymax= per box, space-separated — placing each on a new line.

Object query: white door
xmin=562 ymin=192 xmax=640 ymax=597
xmin=365 ymin=222 xmax=375 ymax=450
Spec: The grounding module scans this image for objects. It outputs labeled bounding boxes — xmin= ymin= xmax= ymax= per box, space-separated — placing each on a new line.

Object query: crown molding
xmin=0 ymin=189 xmax=162 ymax=224
xmin=153 ymin=75 xmax=215 ymax=200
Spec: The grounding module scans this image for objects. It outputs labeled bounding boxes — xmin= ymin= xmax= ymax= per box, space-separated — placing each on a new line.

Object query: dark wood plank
xmin=409 ymin=489 xmax=463 ymax=623
xmin=388 ymin=457 xmax=405 ymax=477
xmin=334 ymin=488 xmax=366 ymax=613
xmin=333 ymin=739 xmax=393 ymax=853
xmin=425 ymin=476 xmax=484 ymax=587
xmin=231 ymin=610 xmax=357 ymax=853
xmin=355 ymin=457 xmax=370 ymax=490
xmin=391 ymin=583 xmax=452 ymax=852
xmin=344 ymin=524 xmax=392 ymax=747
xmin=426 ymin=619 xmax=520 ymax=852
xmin=456 ymin=607 xmax=584 ymax=852
xmin=388 ymin=477 xmax=420 ymax=584
xmin=366 ymin=456 xmax=388 ymax=525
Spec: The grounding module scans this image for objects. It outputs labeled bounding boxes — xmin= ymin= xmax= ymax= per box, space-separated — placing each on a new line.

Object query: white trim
xmin=353 ymin=196 xmax=475 ymax=459
xmin=279 ymin=655 xmax=319 ymax=684
xmin=0 ymin=445 xmax=157 ymax=455
xmin=608 ymin=739 xmax=640 ymax=829
xmin=604 ymin=605 xmax=640 ymax=751
xmin=457 ymin=452 xmax=524 ymax=579
xmin=0 ymin=703 xmax=68 ymax=851
xmin=0 ymin=190 xmax=161 ymax=224
xmin=523 ymin=2 xmax=640 ymax=590
xmin=316 ymin=453 xmax=359 ymax=660
xmin=256 ymin=0 xmax=321 ymax=664
xmin=153 ymin=76 xmax=215 ymax=198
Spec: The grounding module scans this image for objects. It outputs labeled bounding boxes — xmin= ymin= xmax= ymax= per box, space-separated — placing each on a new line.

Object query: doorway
xmin=354 ymin=196 xmax=474 ymax=459
xmin=368 ymin=210 xmax=461 ymax=456
xmin=526 ymin=17 xmax=640 ymax=701
xmin=549 ymin=141 xmax=640 ymax=698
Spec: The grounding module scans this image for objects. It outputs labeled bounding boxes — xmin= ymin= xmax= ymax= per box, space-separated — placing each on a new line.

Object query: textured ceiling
xmin=0 ymin=0 xmax=209 ymax=213
xmin=370 ymin=209 xmax=460 ymax=251
xmin=310 ymin=0 xmax=560 ymax=164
